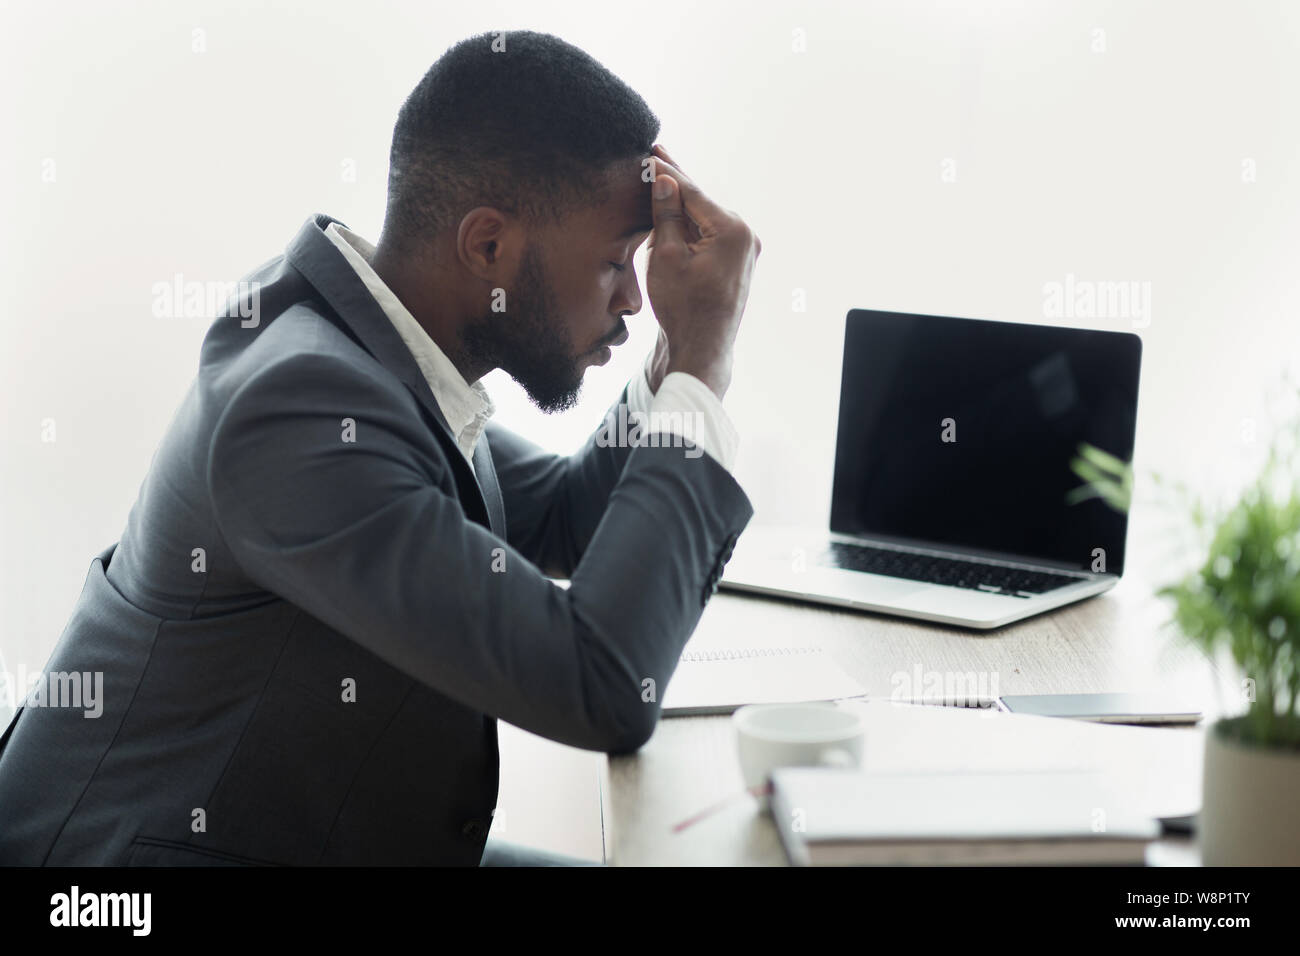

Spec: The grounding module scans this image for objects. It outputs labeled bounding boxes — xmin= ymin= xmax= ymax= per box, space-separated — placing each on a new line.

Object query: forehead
xmin=576 ymin=157 xmax=654 ymax=241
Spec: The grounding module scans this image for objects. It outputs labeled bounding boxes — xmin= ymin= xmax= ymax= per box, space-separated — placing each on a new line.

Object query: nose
xmin=613 ymin=266 xmax=642 ymax=319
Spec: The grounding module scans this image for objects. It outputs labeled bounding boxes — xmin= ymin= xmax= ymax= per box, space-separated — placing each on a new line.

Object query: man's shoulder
xmin=201 ymin=294 xmax=398 ymax=406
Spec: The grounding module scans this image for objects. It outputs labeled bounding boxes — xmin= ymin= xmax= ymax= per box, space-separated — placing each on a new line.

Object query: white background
xmin=3 ymin=0 xmax=1298 ymax=719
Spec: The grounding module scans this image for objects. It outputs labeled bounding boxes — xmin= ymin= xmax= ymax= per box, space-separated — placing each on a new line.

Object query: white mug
xmin=733 ymin=702 xmax=865 ymax=808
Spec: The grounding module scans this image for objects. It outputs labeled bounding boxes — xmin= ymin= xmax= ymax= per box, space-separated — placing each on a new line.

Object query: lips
xmin=590 ymin=322 xmax=625 ymax=367
xmin=604 ymin=323 xmax=630 ymax=349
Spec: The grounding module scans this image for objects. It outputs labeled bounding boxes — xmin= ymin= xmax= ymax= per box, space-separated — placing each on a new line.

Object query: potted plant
xmin=1070 ymin=403 xmax=1300 ymax=865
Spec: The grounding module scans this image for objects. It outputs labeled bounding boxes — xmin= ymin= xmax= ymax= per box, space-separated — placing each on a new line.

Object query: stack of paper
xmin=771 ymin=767 xmax=1160 ymax=865
xmin=661 ymin=646 xmax=866 ymax=716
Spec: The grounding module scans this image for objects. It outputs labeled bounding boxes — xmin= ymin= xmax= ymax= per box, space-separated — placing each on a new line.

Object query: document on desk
xmin=770 ymin=700 xmax=1203 ymax=865
xmin=839 ymin=699 xmax=1203 ymax=815
xmin=771 ymin=768 xmax=1160 ymax=866
xmin=661 ymin=646 xmax=867 ymax=716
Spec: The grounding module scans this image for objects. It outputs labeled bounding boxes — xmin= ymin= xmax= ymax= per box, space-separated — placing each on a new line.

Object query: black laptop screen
xmin=829 ymin=310 xmax=1141 ymax=575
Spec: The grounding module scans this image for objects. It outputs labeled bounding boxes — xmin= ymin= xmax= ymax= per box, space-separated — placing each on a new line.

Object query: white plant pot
xmin=1200 ymin=718 xmax=1300 ymax=865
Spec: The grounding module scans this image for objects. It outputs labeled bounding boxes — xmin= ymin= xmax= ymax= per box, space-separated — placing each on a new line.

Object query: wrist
xmin=644 ymin=350 xmax=664 ymax=395
xmin=666 ymin=357 xmax=732 ymax=400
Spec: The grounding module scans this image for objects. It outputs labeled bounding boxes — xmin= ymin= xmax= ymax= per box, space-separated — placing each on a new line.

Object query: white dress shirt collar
xmin=322 ymin=221 xmax=494 ymax=469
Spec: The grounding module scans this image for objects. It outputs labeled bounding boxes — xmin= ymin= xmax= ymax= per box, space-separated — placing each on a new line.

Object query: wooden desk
xmin=600 ymin=577 xmax=1225 ymax=866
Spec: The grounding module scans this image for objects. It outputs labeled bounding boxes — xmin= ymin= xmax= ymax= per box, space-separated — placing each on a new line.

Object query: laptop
xmin=721 ymin=309 xmax=1143 ymax=630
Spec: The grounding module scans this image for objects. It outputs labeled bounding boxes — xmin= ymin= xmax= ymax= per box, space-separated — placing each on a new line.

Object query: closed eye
xmin=608 ymin=261 xmax=627 ymax=272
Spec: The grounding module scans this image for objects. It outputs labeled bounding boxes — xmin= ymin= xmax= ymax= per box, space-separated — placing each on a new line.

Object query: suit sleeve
xmin=485 ymin=383 xmax=641 ymax=579
xmin=489 ymin=365 xmax=743 ymax=577
xmin=207 ymin=351 xmax=753 ymax=753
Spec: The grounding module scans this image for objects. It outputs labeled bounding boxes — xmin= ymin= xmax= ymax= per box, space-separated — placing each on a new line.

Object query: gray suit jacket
xmin=0 ymin=213 xmax=753 ymax=865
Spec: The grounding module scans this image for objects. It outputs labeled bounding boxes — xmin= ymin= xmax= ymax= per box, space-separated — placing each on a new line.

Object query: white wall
xmin=4 ymin=0 xmax=1298 ymax=705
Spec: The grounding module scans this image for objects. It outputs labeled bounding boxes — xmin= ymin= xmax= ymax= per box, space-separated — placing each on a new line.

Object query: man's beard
xmin=460 ymin=240 xmax=585 ymax=414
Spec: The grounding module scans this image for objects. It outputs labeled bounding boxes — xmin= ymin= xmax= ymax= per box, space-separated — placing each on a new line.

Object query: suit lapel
xmin=472 ymin=434 xmax=507 ymax=538
xmin=284 ymin=214 xmax=506 ymax=538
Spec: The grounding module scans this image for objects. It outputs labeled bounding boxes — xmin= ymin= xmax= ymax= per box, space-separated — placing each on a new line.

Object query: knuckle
xmin=730 ymin=222 xmax=758 ymax=252
xmin=718 ymin=216 xmax=745 ymax=243
xmin=655 ymin=242 xmax=685 ymax=263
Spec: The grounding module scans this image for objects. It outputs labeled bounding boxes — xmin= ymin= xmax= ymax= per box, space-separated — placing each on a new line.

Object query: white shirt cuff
xmin=644 ymin=371 xmax=739 ymax=472
xmin=626 ymin=351 xmax=656 ymax=418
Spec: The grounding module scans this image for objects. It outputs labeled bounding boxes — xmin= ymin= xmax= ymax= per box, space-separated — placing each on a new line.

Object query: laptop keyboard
xmin=815 ymin=541 xmax=1082 ymax=597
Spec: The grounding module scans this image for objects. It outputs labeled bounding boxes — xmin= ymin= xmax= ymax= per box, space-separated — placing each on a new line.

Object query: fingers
xmin=651 ymin=143 xmax=684 ymax=174
xmin=650 ymin=155 xmax=698 ymax=199
xmin=648 ymin=145 xmax=756 ymax=254
xmin=647 ymin=146 xmax=670 ymax=250
xmin=650 ymin=156 xmax=726 ymax=237
xmin=649 ymin=172 xmax=689 ymax=252
xmin=647 ymin=147 xmax=679 ymax=250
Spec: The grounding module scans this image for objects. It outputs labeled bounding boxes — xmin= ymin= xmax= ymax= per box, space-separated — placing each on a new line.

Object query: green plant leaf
xmin=1077 ymin=442 xmax=1129 ymax=476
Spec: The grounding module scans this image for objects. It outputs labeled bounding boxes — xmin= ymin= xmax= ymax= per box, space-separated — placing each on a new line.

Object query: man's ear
xmin=456 ymin=206 xmax=522 ymax=281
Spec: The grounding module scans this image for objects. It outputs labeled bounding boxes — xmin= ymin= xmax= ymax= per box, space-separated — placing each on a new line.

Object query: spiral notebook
xmin=661 ymin=646 xmax=867 ymax=717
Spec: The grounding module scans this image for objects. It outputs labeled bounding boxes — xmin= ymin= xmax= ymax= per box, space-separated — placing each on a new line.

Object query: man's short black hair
xmin=384 ymin=31 xmax=661 ymax=250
